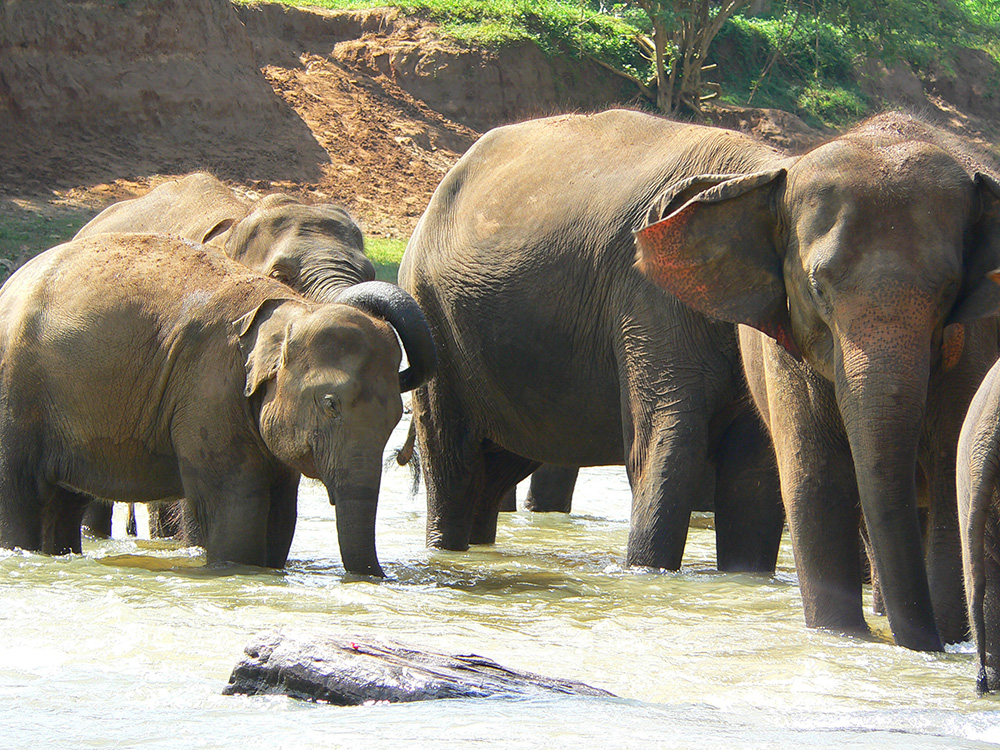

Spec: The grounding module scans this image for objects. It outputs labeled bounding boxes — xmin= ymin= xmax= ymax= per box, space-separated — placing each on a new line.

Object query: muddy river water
xmin=3 ymin=414 xmax=1000 ymax=749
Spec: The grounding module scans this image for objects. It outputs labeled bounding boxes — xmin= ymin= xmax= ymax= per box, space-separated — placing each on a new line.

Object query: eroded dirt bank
xmin=0 ymin=0 xmax=997 ymax=241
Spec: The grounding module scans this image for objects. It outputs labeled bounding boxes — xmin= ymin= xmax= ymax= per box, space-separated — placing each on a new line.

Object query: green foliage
xmin=235 ymin=0 xmax=645 ymax=71
xmin=711 ymin=0 xmax=999 ymax=126
xmin=713 ymin=15 xmax=872 ymax=126
xmin=235 ymin=0 xmax=1000 ymax=126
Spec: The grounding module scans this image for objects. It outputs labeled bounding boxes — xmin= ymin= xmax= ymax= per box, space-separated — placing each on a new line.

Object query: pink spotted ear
xmin=942 ymin=323 xmax=965 ymax=372
xmin=634 ymin=169 xmax=800 ymax=358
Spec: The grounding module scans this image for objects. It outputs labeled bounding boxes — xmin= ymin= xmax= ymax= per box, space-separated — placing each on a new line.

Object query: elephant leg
xmin=712 ymin=410 xmax=783 ymax=573
xmin=498 ymin=487 xmax=517 ymax=513
xmin=182 ymin=471 xmax=270 ymax=567
xmin=469 ymin=449 xmax=540 ymax=545
xmin=860 ymin=520 xmax=886 ymax=615
xmin=0 ymin=458 xmax=45 ymax=551
xmin=413 ymin=382 xmax=484 ymax=551
xmin=624 ymin=409 xmax=709 ymax=570
xmin=126 ymin=504 xmax=137 ymax=537
xmin=149 ymin=501 xmax=182 ymax=538
xmin=983 ymin=517 xmax=1000 ymax=691
xmin=41 ymin=486 xmax=90 ymax=556
xmin=924 ymin=433 xmax=972 ymax=644
xmin=81 ymin=501 xmax=113 ymax=539
xmin=759 ymin=341 xmax=867 ymax=635
xmin=617 ymin=314 xmax=721 ymax=570
xmin=524 ymin=465 xmax=578 ymax=513
xmin=265 ymin=472 xmax=300 ymax=569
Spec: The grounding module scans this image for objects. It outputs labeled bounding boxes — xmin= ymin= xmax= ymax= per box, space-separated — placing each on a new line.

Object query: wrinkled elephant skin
xmin=0 ymin=234 xmax=407 ymax=575
xmin=636 ymin=111 xmax=1000 ymax=651
xmin=73 ymin=173 xmax=437 ymax=540
xmin=400 ymin=110 xmax=786 ymax=577
xmin=958 ymin=345 xmax=1000 ymax=693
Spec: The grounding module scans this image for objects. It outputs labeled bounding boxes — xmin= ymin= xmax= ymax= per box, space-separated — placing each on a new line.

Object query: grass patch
xmin=234 ymin=0 xmax=645 ymax=72
xmin=0 ymin=202 xmax=94 ymax=283
xmin=236 ymin=0 xmax=1000 ymax=128
xmin=365 ymin=236 xmax=407 ymax=283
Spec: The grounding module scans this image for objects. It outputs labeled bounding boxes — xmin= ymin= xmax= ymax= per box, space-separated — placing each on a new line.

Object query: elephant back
xmin=75 ymin=172 xmax=249 ymax=247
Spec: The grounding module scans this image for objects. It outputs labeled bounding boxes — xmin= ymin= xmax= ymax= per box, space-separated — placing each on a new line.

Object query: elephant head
xmin=221 ymin=200 xmax=437 ymax=394
xmin=635 ymin=124 xmax=1000 ymax=651
xmin=221 ymin=195 xmax=377 ymax=302
xmin=236 ymin=298 xmax=406 ymax=577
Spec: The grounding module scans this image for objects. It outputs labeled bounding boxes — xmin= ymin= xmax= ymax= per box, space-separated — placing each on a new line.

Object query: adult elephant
xmin=399 ymin=109 xmax=786 ymax=576
xmin=73 ymin=173 xmax=433 ymax=538
xmin=0 ymin=233 xmax=436 ymax=573
xmin=635 ymin=111 xmax=1000 ymax=651
xmin=75 ymin=172 xmax=376 ymax=301
xmin=958 ymin=348 xmax=1000 ymax=693
xmin=498 ymin=465 xmax=579 ymax=513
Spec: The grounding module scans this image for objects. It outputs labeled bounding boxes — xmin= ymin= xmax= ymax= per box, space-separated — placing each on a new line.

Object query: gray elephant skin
xmin=73 ymin=173 xmax=436 ymax=539
xmin=635 ymin=110 xmax=1000 ymax=652
xmin=958 ymin=342 xmax=1000 ymax=693
xmin=0 ymin=233 xmax=430 ymax=575
xmin=399 ymin=110 xmax=786 ymax=578
xmin=75 ymin=172 xmax=376 ymax=301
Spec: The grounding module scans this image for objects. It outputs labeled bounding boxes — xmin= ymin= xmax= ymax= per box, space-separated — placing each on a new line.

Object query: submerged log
xmin=223 ymin=632 xmax=614 ymax=705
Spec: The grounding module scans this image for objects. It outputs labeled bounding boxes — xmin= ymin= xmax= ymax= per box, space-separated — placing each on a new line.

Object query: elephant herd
xmin=3 ymin=109 xmax=1000 ymax=692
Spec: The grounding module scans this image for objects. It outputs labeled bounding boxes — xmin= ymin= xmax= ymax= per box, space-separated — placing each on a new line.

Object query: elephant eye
xmin=323 ymin=393 xmax=342 ymax=419
xmin=809 ymin=274 xmax=833 ymax=315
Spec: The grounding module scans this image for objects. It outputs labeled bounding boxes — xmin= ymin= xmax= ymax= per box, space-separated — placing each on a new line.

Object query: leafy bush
xmin=235 ymin=0 xmax=999 ymax=126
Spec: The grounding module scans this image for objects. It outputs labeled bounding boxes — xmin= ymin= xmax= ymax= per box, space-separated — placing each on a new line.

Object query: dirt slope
xmin=0 ymin=0 xmax=997 ymax=242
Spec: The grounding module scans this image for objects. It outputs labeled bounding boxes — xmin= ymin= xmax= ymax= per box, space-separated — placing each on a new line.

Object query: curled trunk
xmin=334 ymin=281 xmax=437 ymax=393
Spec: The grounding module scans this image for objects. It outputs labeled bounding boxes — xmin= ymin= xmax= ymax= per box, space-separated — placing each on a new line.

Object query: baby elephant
xmin=0 ymin=233 xmax=422 ymax=574
xmin=959 ymin=343 xmax=1000 ymax=693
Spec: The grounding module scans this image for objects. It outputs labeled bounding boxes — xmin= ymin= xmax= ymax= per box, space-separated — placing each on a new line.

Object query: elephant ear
xmin=938 ymin=173 xmax=1000 ymax=370
xmin=642 ymin=173 xmax=747 ymax=227
xmin=201 ymin=217 xmax=237 ymax=245
xmin=948 ymin=173 xmax=1000 ymax=325
xmin=224 ymin=194 xmax=301 ymax=264
xmin=634 ymin=168 xmax=798 ymax=356
xmin=233 ymin=299 xmax=296 ymax=398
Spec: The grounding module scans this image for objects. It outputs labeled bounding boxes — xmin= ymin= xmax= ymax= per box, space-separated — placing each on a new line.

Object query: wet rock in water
xmin=223 ymin=632 xmax=614 ymax=704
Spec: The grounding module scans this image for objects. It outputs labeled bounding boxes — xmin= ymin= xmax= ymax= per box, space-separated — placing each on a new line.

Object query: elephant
xmin=635 ymin=110 xmax=1000 ymax=651
xmin=958 ymin=346 xmax=1000 ymax=693
xmin=496 ymin=465 xmax=578 ymax=513
xmin=73 ymin=172 xmax=386 ymax=538
xmin=0 ymin=232 xmax=436 ymax=574
xmin=75 ymin=172 xmax=376 ymax=301
xmin=398 ymin=109 xmax=786 ymax=577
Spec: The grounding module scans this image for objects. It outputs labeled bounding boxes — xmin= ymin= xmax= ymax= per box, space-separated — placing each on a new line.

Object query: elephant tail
xmin=386 ymin=416 xmax=422 ymax=498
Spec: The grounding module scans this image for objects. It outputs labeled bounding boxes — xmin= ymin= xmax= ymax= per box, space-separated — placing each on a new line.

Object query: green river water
xmin=3 ymin=414 xmax=1000 ymax=749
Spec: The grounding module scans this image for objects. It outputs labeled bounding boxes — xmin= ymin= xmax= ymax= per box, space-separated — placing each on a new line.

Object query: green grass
xmin=0 ymin=203 xmax=93 ymax=283
xmin=0 ymin=201 xmax=409 ymax=287
xmin=236 ymin=0 xmax=1000 ymax=128
xmin=234 ymin=0 xmax=645 ymax=72
xmin=365 ymin=236 xmax=407 ymax=283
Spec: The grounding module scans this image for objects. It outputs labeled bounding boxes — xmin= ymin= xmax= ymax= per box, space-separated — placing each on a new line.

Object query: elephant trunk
xmin=835 ymin=321 xmax=942 ymax=652
xmin=326 ymin=471 xmax=384 ymax=577
xmin=334 ymin=281 xmax=438 ymax=393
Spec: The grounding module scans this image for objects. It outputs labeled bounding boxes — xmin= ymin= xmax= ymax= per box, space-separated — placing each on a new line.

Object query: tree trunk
xmin=224 ymin=632 xmax=615 ymax=704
